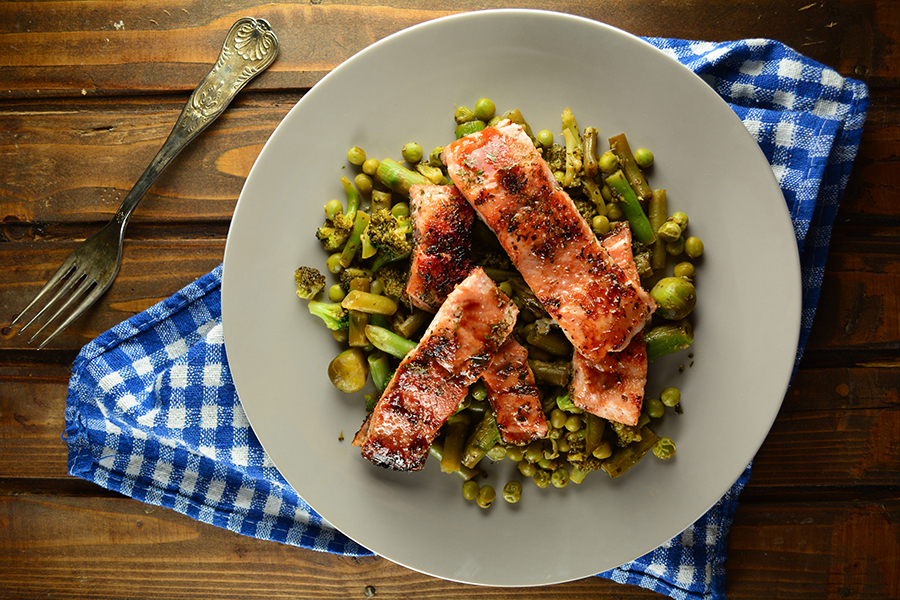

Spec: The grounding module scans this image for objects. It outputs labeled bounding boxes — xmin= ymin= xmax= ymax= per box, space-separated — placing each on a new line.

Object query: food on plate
xmin=442 ymin=120 xmax=656 ymax=363
xmin=352 ymin=267 xmax=517 ymax=471
xmin=295 ymin=99 xmax=702 ymax=505
xmin=406 ymin=184 xmax=475 ymax=312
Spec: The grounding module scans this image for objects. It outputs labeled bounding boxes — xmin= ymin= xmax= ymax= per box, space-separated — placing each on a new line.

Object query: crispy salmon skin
xmin=442 ymin=121 xmax=656 ymax=363
xmin=353 ymin=267 xmax=517 ymax=471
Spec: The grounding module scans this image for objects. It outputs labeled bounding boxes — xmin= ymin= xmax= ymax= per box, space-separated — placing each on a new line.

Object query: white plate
xmin=222 ymin=9 xmax=800 ymax=587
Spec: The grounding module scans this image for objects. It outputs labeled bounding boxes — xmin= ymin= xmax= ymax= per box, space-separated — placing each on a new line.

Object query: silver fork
xmin=9 ymin=17 xmax=279 ymax=349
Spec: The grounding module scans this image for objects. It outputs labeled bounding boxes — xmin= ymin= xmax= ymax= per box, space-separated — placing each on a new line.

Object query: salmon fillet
xmin=442 ymin=121 xmax=655 ymax=363
xmin=569 ymin=336 xmax=647 ymax=426
xmin=406 ymin=184 xmax=475 ymax=312
xmin=480 ymin=338 xmax=548 ymax=445
xmin=352 ymin=267 xmax=517 ymax=471
xmin=570 ymin=222 xmax=648 ymax=426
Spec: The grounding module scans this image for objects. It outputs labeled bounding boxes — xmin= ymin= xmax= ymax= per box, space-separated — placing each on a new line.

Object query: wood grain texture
xmin=1 ymin=1 xmax=898 ymax=598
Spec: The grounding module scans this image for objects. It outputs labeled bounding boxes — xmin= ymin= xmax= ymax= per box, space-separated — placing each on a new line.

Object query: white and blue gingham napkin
xmin=65 ymin=38 xmax=868 ymax=599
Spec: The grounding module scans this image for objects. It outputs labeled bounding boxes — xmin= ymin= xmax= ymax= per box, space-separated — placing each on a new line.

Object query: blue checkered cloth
xmin=65 ymin=38 xmax=867 ymax=599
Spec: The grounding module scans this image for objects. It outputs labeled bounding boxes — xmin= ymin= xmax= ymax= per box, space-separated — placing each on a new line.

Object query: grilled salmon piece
xmin=570 ymin=222 xmax=648 ymax=426
xmin=442 ymin=121 xmax=655 ymax=363
xmin=353 ymin=267 xmax=517 ymax=471
xmin=480 ymin=338 xmax=548 ymax=445
xmin=569 ymin=334 xmax=647 ymax=426
xmin=406 ymin=184 xmax=475 ymax=312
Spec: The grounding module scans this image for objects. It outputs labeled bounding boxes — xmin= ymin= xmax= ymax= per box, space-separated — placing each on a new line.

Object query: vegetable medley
xmin=295 ymin=99 xmax=702 ymax=508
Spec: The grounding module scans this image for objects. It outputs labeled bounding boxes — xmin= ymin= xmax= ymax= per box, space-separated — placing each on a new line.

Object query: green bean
xmin=461 ymin=410 xmax=501 ymax=469
xmin=341 ymin=290 xmax=399 ymax=316
xmin=366 ymin=350 xmax=393 ymax=393
xmin=328 ymin=348 xmax=368 ymax=393
xmin=648 ymin=189 xmax=668 ymax=271
xmin=525 ymin=318 xmax=572 ymax=357
xmin=347 ymin=278 xmax=370 ymax=348
xmin=441 ymin=412 xmax=471 ymax=474
xmin=584 ymin=413 xmax=606 ymax=457
xmin=605 ymin=170 xmax=656 ymax=244
xmin=394 ymin=310 xmax=429 ymax=338
xmin=582 ymin=127 xmax=600 ymax=178
xmin=339 ymin=211 xmax=370 ymax=268
xmin=455 ymin=120 xmax=486 ymax=139
xmin=601 ymin=426 xmax=660 ymax=478
xmin=502 ymin=480 xmax=523 ymax=503
xmin=364 ymin=324 xmax=416 ymax=359
xmin=645 ymin=320 xmax=694 ymax=360
xmin=499 ymin=108 xmax=534 ymax=139
xmin=528 ymin=359 xmax=570 ymax=387
xmin=428 ymin=440 xmax=480 ymax=481
xmin=608 ymin=133 xmax=653 ymax=201
xmin=376 ymin=158 xmax=429 ymax=195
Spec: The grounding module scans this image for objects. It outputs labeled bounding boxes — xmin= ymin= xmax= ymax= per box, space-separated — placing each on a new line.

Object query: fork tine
xmin=9 ymin=256 xmax=79 ymax=329
xmin=27 ymin=274 xmax=96 ymax=345
xmin=16 ymin=263 xmax=84 ymax=336
xmin=35 ymin=279 xmax=111 ymax=350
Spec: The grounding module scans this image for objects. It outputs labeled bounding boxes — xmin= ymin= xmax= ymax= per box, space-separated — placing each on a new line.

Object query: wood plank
xmin=0 ymin=0 xmax=897 ymax=98
xmin=726 ymin=500 xmax=900 ymax=599
xmin=1 ymin=493 xmax=896 ymax=599
xmin=0 ymin=494 xmax=662 ymax=599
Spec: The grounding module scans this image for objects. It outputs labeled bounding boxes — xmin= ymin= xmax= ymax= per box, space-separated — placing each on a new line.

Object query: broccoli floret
xmin=294 ymin=266 xmax=326 ymax=300
xmin=367 ymin=208 xmax=412 ymax=270
xmin=609 ymin=420 xmax=643 ymax=447
xmin=307 ymin=300 xmax=349 ymax=331
xmin=375 ymin=263 xmax=409 ymax=301
xmin=564 ymin=431 xmax=605 ymax=473
xmin=339 ymin=267 xmax=373 ymax=292
xmin=316 ymin=223 xmax=352 ymax=252
xmin=572 ymin=196 xmax=598 ymax=223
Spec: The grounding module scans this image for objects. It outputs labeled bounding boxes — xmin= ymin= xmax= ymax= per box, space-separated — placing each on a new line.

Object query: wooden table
xmin=1 ymin=2 xmax=897 ymax=598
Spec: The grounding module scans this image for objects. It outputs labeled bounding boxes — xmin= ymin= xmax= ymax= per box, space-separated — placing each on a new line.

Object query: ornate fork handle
xmin=114 ymin=17 xmax=279 ymax=227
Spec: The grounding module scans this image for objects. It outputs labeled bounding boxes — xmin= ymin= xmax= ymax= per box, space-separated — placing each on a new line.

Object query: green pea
xmin=671 ymin=211 xmax=689 ymax=229
xmin=518 ymin=460 xmax=537 ymax=477
xmin=661 ymin=387 xmax=681 ymax=407
xmin=591 ymin=440 xmax=613 ymax=460
xmin=634 ymin=148 xmax=654 ymax=169
xmin=362 ymin=158 xmax=380 ymax=176
xmin=324 ymin=199 xmax=343 ymax=221
xmin=592 ymin=215 xmax=611 ymax=235
xmin=550 ymin=408 xmax=568 ymax=430
xmin=476 ymin=484 xmax=496 ymax=508
xmin=557 ymin=438 xmax=570 ymax=453
xmin=598 ymin=151 xmax=619 ymax=174
xmin=332 ymin=329 xmax=349 ymax=343
xmin=666 ymin=236 xmax=685 ymax=256
xmin=502 ymin=480 xmax=523 ymax=504
xmin=473 ymin=97 xmax=496 ymax=121
xmin=551 ymin=467 xmax=570 ymax=488
xmin=391 ymin=202 xmax=410 ymax=218
xmin=326 ymin=253 xmax=343 ymax=274
xmin=454 ymin=106 xmax=476 ymax=124
xmin=498 ymin=280 xmax=513 ymax=297
xmin=354 ymin=173 xmax=373 ymax=195
xmin=328 ymin=284 xmax=346 ymax=302
xmin=347 ymin=146 xmax=366 ymax=166
xmin=673 ymin=262 xmax=695 ymax=279
xmin=536 ymin=129 xmax=555 ymax=149
xmin=657 ymin=220 xmax=683 ymax=243
xmin=533 ymin=470 xmax=551 ymax=488
xmin=524 ymin=441 xmax=543 ymax=463
xmin=506 ymin=445 xmax=525 ymax=462
xmin=401 ymin=142 xmax=423 ymax=164
xmin=606 ymin=202 xmax=624 ymax=221
xmin=469 ymin=379 xmax=487 ymax=401
xmin=564 ymin=414 xmax=582 ymax=432
xmin=462 ymin=480 xmax=479 ymax=501
xmin=685 ymin=236 xmax=704 ymax=259
xmin=645 ymin=397 xmax=665 ymax=419
xmin=653 ymin=437 xmax=677 ymax=460
xmin=486 ymin=444 xmax=507 ymax=461
xmin=369 ymin=279 xmax=384 ymax=296
xmin=487 ymin=116 xmax=502 ymax=127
